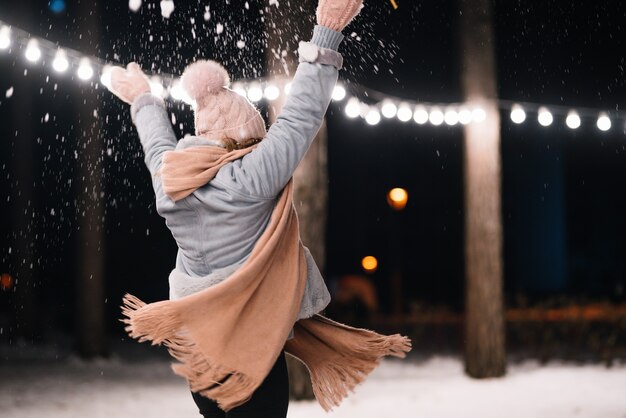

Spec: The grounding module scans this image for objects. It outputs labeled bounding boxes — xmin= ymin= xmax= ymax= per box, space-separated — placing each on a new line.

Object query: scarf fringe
xmin=121 ymin=293 xmax=261 ymax=412
xmin=309 ymin=333 xmax=412 ymax=411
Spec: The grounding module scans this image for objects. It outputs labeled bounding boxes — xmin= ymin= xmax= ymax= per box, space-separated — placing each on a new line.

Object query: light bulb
xmin=52 ymin=50 xmax=69 ymax=72
xmin=25 ymin=39 xmax=41 ymax=62
xmin=77 ymin=58 xmax=94 ymax=80
xmin=0 ymin=26 xmax=11 ymax=50
xmin=345 ymin=98 xmax=360 ymax=119
xmin=429 ymin=108 xmax=444 ymax=126
xmin=565 ymin=111 xmax=581 ymax=129
xmin=458 ymin=108 xmax=472 ymax=125
xmin=444 ymin=108 xmax=459 ymax=126
xmin=247 ymin=84 xmax=263 ymax=102
xmin=413 ymin=106 xmax=428 ymax=124
xmin=381 ymin=100 xmax=397 ymax=119
xmin=597 ymin=113 xmax=611 ymax=131
xmin=365 ymin=109 xmax=381 ymax=125
xmin=396 ymin=103 xmax=413 ymax=122
xmin=538 ymin=107 xmax=553 ymax=127
xmin=264 ymin=84 xmax=280 ymax=101
xmin=510 ymin=104 xmax=526 ymax=124
xmin=332 ymin=84 xmax=346 ymax=101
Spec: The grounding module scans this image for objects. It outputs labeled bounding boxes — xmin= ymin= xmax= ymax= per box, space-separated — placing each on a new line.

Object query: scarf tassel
xmin=121 ymin=293 xmax=261 ymax=411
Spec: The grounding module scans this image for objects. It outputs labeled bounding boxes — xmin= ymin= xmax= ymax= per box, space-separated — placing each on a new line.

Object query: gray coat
xmin=130 ymin=25 xmax=343 ymax=322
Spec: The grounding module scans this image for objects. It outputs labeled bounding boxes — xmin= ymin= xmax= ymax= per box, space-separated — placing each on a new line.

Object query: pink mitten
xmin=109 ymin=62 xmax=151 ymax=105
xmin=316 ymin=0 xmax=363 ymax=32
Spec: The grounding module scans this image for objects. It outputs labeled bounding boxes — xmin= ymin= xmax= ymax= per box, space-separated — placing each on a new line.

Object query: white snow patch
xmin=160 ymin=0 xmax=175 ymax=19
xmin=0 ymin=357 xmax=625 ymax=418
xmin=128 ymin=0 xmax=142 ymax=12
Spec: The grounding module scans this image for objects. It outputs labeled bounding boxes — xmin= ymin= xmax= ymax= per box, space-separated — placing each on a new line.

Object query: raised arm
xmin=216 ymin=1 xmax=363 ymax=199
xmin=107 ymin=63 xmax=177 ymax=198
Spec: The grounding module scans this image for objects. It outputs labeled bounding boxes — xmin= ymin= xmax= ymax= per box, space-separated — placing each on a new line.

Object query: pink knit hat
xmin=181 ymin=60 xmax=267 ymax=142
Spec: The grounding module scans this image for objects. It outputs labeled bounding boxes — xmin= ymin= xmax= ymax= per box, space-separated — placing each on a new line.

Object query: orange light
xmin=1 ymin=273 xmax=13 ymax=290
xmin=361 ymin=256 xmax=378 ymax=273
xmin=387 ymin=187 xmax=408 ymax=210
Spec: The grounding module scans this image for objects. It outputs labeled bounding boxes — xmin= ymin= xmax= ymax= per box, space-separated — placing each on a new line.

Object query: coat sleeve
xmin=130 ymin=94 xmax=178 ymax=200
xmin=214 ymin=25 xmax=344 ymax=199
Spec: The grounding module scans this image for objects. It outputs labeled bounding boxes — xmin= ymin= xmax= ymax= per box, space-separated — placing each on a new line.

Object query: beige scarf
xmin=122 ymin=144 xmax=411 ymax=412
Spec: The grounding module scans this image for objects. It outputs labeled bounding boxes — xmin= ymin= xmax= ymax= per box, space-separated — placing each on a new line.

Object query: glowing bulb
xmin=332 ymin=84 xmax=346 ymax=101
xmin=365 ymin=109 xmax=381 ymax=125
xmin=264 ymin=84 xmax=280 ymax=101
xmin=597 ymin=113 xmax=611 ymax=131
xmin=150 ymin=76 xmax=165 ymax=97
xmin=77 ymin=58 xmax=93 ymax=80
xmin=566 ymin=111 xmax=581 ymax=129
xmin=232 ymin=82 xmax=246 ymax=97
xmin=429 ymin=108 xmax=444 ymax=126
xmin=169 ymin=80 xmax=187 ymax=101
xmin=381 ymin=100 xmax=397 ymax=119
xmin=413 ymin=106 xmax=428 ymax=124
xmin=510 ymin=104 xmax=526 ymax=124
xmin=444 ymin=108 xmax=459 ymax=126
xmin=458 ymin=108 xmax=472 ymax=125
xmin=25 ymin=39 xmax=41 ymax=62
xmin=0 ymin=26 xmax=11 ymax=50
xmin=345 ymin=98 xmax=360 ymax=118
xmin=100 ymin=65 xmax=112 ymax=88
xmin=538 ymin=107 xmax=553 ymax=127
xmin=52 ymin=50 xmax=69 ymax=72
xmin=246 ymin=84 xmax=263 ymax=102
xmin=472 ymin=107 xmax=487 ymax=123
xmin=387 ymin=187 xmax=408 ymax=210
xmin=397 ymin=103 xmax=413 ymax=122
xmin=361 ymin=256 xmax=378 ymax=273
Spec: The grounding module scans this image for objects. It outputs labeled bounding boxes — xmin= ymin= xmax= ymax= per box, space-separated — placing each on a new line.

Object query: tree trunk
xmin=75 ymin=3 xmax=106 ymax=358
xmin=457 ymin=0 xmax=506 ymax=378
xmin=264 ymin=0 xmax=326 ymax=400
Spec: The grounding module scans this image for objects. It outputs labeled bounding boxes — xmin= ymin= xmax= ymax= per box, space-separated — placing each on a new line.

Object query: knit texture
xmin=316 ymin=0 xmax=363 ymax=32
xmin=121 ymin=146 xmax=412 ymax=412
xmin=181 ymin=60 xmax=267 ymax=142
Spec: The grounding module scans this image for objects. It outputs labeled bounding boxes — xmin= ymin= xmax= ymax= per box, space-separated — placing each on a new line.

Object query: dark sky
xmin=1 ymin=0 xmax=625 ymax=336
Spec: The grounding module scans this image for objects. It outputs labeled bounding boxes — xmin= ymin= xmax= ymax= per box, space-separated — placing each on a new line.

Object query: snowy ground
xmin=1 ymin=355 xmax=626 ymax=418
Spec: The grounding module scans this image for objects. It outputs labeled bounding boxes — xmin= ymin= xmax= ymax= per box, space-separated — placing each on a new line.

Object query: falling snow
xmin=128 ymin=0 xmax=142 ymax=13
xmin=216 ymin=23 xmax=224 ymax=34
xmin=236 ymin=40 xmax=246 ymax=49
xmin=160 ymin=0 xmax=175 ymax=19
xmin=5 ymin=87 xmax=13 ymax=98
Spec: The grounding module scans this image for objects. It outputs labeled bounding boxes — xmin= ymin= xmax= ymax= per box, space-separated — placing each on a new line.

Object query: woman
xmin=108 ymin=1 xmax=410 ymax=417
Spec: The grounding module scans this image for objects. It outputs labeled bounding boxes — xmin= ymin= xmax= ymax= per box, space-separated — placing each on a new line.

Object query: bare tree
xmin=457 ymin=0 xmax=506 ymax=377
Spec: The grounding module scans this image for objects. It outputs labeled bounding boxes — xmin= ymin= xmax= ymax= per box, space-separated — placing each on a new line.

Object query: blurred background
xmin=1 ymin=0 xmax=626 ymax=416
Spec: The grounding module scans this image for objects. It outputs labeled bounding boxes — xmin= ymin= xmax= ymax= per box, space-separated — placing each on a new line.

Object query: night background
xmin=1 ymin=0 xmax=626 ymax=416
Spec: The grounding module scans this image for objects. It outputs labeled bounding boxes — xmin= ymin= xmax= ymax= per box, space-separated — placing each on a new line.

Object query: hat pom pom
xmin=181 ymin=60 xmax=230 ymax=102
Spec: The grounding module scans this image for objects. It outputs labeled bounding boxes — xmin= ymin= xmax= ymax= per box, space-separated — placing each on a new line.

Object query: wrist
xmin=131 ymin=93 xmax=165 ymax=124
xmin=311 ymin=25 xmax=344 ymax=51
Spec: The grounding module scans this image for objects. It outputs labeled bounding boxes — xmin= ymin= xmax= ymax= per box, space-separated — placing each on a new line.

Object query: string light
xmin=365 ymin=108 xmax=381 ymax=125
xmin=413 ymin=106 xmax=429 ymax=124
xmin=332 ymin=84 xmax=346 ymax=101
xmin=429 ymin=108 xmax=444 ymax=126
xmin=538 ymin=107 xmax=553 ymax=127
xmin=76 ymin=57 xmax=93 ymax=80
xmin=381 ymin=100 xmax=397 ymax=119
xmin=510 ymin=104 xmax=526 ymax=124
xmin=345 ymin=98 xmax=360 ymax=119
xmin=52 ymin=49 xmax=69 ymax=72
xmin=24 ymin=39 xmax=41 ymax=62
xmin=0 ymin=26 xmax=10 ymax=49
xmin=1 ymin=18 xmax=626 ymax=136
xmin=396 ymin=103 xmax=412 ymax=122
xmin=246 ymin=83 xmax=263 ymax=102
xmin=444 ymin=108 xmax=459 ymax=126
xmin=566 ymin=111 xmax=581 ymax=129
xmin=264 ymin=84 xmax=280 ymax=101
xmin=597 ymin=113 xmax=611 ymax=131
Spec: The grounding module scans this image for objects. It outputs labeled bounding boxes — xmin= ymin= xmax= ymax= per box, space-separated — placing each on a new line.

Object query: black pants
xmin=191 ymin=351 xmax=289 ymax=418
